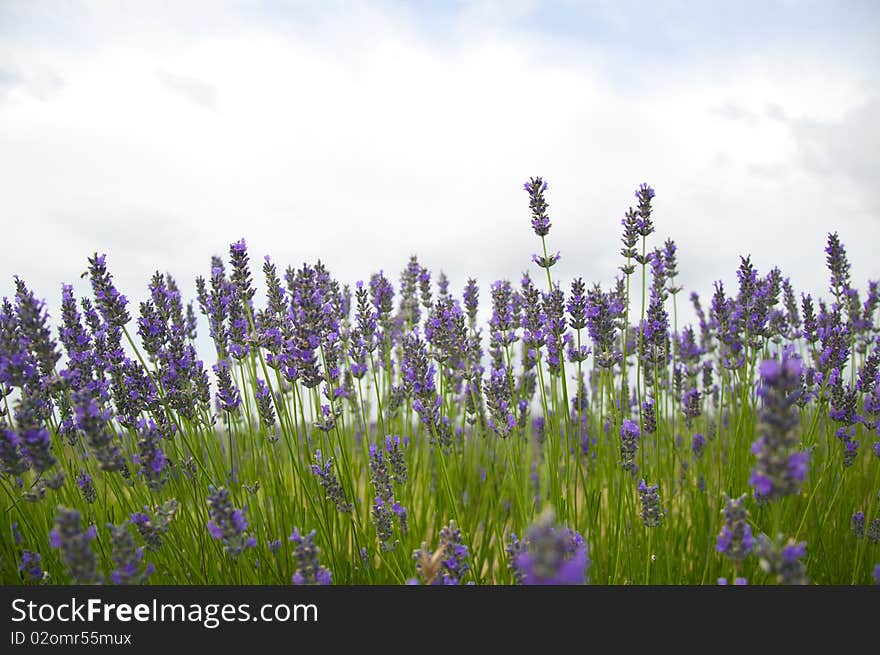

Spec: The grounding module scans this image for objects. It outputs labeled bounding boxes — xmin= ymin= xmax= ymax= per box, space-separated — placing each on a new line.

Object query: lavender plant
xmin=1 ymin=179 xmax=878 ymax=585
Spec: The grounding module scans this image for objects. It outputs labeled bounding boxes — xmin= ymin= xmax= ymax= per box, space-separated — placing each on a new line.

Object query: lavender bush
xmin=1 ymin=179 xmax=878 ymax=584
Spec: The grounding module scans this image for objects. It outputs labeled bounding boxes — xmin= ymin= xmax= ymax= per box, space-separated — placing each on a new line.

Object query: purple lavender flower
xmin=750 ymin=351 xmax=809 ymax=501
xmin=717 ymin=577 xmax=748 ymax=585
xmin=755 ymin=534 xmax=809 ymax=585
xmin=716 ymin=494 xmax=754 ymax=562
xmin=692 ymin=433 xmax=706 ymax=459
xmin=310 ymin=449 xmax=353 ymax=513
xmin=532 ymin=252 xmax=561 ymax=269
xmin=398 ymin=256 xmax=426 ymax=330
xmin=642 ymin=399 xmax=657 ymax=434
xmin=638 ymin=480 xmax=663 ymax=527
xmin=20 ymin=426 xmax=58 ymax=475
xmin=290 ymin=528 xmax=332 ymax=585
xmin=50 ymin=507 xmax=102 ymax=584
xmin=852 ymin=511 xmax=865 ymax=538
xmin=77 ymin=470 xmax=97 ymax=504
xmin=213 ymin=359 xmax=241 ymax=413
xmin=74 ymin=391 xmax=125 ymax=472
xmin=635 ymin=183 xmax=655 ymax=237
xmin=13 ymin=277 xmax=61 ymax=381
xmin=509 ymin=509 xmax=589 ymax=585
xmin=586 ymin=285 xmax=622 ymax=368
xmin=0 ymin=420 xmax=28 ymax=476
xmin=384 ymin=435 xmax=408 ymax=485
xmin=87 ymin=253 xmax=130 ymax=327
xmin=132 ymin=419 xmax=168 ymax=492
xmin=868 ymin=518 xmax=880 ymax=545
xmin=402 ymin=331 xmax=449 ymax=446
xmin=463 ymin=278 xmax=479 ymax=330
xmin=524 ymin=177 xmax=551 ymax=237
xmin=640 ymin=249 xmax=669 ymax=366
xmin=369 ymin=442 xmax=393 ymax=502
xmin=487 ymin=366 xmax=519 ymax=438
xmin=254 ymin=378 xmax=277 ymax=429
xmin=229 ymin=239 xmax=255 ymax=301
xmin=19 ymin=550 xmax=43 ymax=582
xmin=874 ymin=564 xmax=880 ymax=585
xmin=620 ymin=207 xmax=639 ymax=275
xmin=620 ymin=419 xmax=640 ymax=477
xmin=425 ymin=297 xmax=467 ymax=365
xmin=825 ymin=232 xmax=851 ymax=304
xmin=108 ymin=522 xmax=155 ymax=585
xmin=130 ymin=499 xmax=178 ymax=551
xmin=682 ymin=387 xmax=702 ymax=425
xmin=368 ymin=441 xmax=407 ymax=548
xmin=413 ymin=520 xmax=472 ymax=585
xmin=368 ymin=269 xmax=395 ymax=330
xmin=206 ymin=486 xmax=256 ymax=558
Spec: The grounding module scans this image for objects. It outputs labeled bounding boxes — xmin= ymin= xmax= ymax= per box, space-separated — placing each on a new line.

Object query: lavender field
xmin=1 ymin=179 xmax=878 ymax=586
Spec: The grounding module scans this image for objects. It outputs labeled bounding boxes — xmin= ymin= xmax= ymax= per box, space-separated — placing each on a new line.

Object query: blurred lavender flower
xmin=0 ymin=419 xmax=28 ymax=476
xmin=750 ymin=351 xmax=809 ymax=501
xmin=413 ymin=520 xmax=472 ymax=585
xmin=692 ymin=433 xmax=706 ymax=459
xmin=852 ymin=511 xmax=865 ymax=538
xmin=642 ymin=399 xmax=656 ymax=434
xmin=509 ymin=509 xmax=589 ymax=585
xmin=682 ymin=387 xmax=701 ymax=425
xmin=463 ymin=278 xmax=479 ymax=331
xmin=755 ymin=534 xmax=809 ymax=585
xmin=868 ymin=518 xmax=880 ymax=545
xmin=206 ymin=485 xmax=256 ymax=558
xmin=75 ymin=391 xmax=125 ymax=472
xmin=532 ymin=252 xmax=561 ymax=269
xmin=50 ymin=507 xmax=102 ymax=584
xmin=133 ymin=419 xmax=168 ymax=492
xmin=77 ymin=471 xmax=97 ymax=504
xmin=18 ymin=550 xmax=43 ymax=582
xmin=130 ymin=499 xmax=179 ymax=551
xmin=717 ymin=577 xmax=748 ymax=585
xmin=108 ymin=522 xmax=155 ymax=585
xmin=290 ymin=528 xmax=332 ymax=585
xmin=716 ymin=494 xmax=754 ymax=562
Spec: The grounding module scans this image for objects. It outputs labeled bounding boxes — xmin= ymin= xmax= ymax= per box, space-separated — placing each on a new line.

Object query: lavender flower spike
xmin=206 ymin=485 xmax=256 ymax=558
xmin=716 ymin=494 xmax=755 ymax=562
xmin=509 ymin=508 xmax=589 ymax=585
xmin=524 ymin=176 xmax=551 ymax=237
xmin=749 ymin=351 xmax=809 ymax=501
xmin=290 ymin=528 xmax=332 ymax=585
xmin=49 ymin=506 xmax=102 ymax=584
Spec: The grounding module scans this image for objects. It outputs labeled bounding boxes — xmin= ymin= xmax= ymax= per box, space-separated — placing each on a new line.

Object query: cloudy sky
xmin=1 ymin=0 xmax=878 ymax=343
